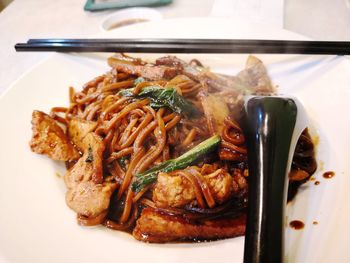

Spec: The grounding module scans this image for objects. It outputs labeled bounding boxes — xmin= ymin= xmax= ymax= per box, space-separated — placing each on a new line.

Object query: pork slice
xmin=108 ymin=55 xmax=178 ymax=80
xmin=29 ymin=110 xmax=80 ymax=161
xmin=68 ymin=117 xmax=97 ymax=151
xmin=152 ymin=168 xmax=233 ymax=208
xmin=155 ymin=56 xmax=185 ymax=69
xmin=236 ymin=55 xmax=275 ymax=94
xmin=156 ymin=55 xmax=204 ymax=81
xmin=66 ymin=181 xmax=116 ymax=218
xmin=152 ymin=172 xmax=196 ymax=208
xmin=64 ymin=132 xmax=105 ymax=188
xmin=133 ymin=207 xmax=246 ymax=243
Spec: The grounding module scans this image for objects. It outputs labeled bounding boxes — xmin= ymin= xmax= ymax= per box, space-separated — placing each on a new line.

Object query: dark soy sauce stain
xmin=323 ymin=171 xmax=335 ymax=179
xmin=289 ymin=220 xmax=305 ymax=230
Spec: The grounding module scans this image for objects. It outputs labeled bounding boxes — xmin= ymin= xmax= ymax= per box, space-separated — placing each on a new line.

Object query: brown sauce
xmin=314 ymin=181 xmax=320 ymax=185
xmin=289 ymin=220 xmax=305 ymax=230
xmin=323 ymin=171 xmax=335 ymax=179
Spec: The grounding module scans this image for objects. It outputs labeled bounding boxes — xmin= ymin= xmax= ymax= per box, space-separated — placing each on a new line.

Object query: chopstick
xmin=15 ymin=38 xmax=350 ymax=54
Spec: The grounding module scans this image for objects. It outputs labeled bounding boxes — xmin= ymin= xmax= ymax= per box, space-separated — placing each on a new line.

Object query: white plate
xmin=0 ymin=18 xmax=349 ymax=263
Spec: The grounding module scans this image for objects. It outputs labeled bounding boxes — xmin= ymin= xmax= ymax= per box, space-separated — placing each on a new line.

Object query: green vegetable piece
xmin=118 ymin=86 xmax=200 ymax=117
xmin=117 ymin=87 xmax=134 ymax=97
xmin=131 ymin=135 xmax=221 ymax=192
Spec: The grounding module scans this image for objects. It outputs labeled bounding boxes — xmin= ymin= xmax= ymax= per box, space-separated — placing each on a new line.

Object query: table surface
xmin=0 ymin=0 xmax=349 ymax=95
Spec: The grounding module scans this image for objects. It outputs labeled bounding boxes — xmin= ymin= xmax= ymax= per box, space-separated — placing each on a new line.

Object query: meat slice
xmin=66 ymin=181 xmax=116 ymax=217
xmin=64 ymin=132 xmax=105 ymax=188
xmin=133 ymin=207 xmax=246 ymax=243
xmin=68 ymin=117 xmax=97 ymax=151
xmin=153 ymin=172 xmax=196 ymax=208
xmin=199 ymin=93 xmax=229 ymax=135
xmin=64 ymin=132 xmax=116 ymax=217
xmin=29 ymin=110 xmax=80 ymax=161
xmin=236 ymin=55 xmax=275 ymax=94
xmin=108 ymin=55 xmax=178 ymax=80
xmin=156 ymin=56 xmax=185 ymax=69
xmin=152 ymin=168 xmax=234 ymax=208
xmin=155 ymin=55 xmax=203 ymax=81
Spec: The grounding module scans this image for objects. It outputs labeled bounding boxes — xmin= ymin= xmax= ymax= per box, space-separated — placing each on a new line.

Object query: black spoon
xmin=242 ymin=96 xmax=308 ymax=263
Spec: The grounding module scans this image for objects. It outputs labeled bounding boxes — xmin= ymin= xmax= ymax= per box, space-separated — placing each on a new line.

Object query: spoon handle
xmin=243 ymin=97 xmax=297 ymax=263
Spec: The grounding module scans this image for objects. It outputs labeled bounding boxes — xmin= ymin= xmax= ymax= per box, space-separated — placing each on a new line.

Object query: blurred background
xmin=1 ymin=0 xmax=349 ymax=39
xmin=1 ymin=0 xmax=349 ymax=94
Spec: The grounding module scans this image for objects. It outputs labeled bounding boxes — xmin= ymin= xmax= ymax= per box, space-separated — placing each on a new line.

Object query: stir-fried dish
xmin=29 ymin=54 xmax=317 ymax=243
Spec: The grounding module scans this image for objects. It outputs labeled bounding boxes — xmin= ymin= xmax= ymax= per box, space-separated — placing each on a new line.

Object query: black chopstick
xmin=15 ymin=38 xmax=350 ymax=54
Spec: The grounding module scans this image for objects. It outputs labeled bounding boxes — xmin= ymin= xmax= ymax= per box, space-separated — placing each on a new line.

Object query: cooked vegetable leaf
xmin=131 ymin=135 xmax=221 ymax=192
xmin=117 ymin=88 xmax=134 ymax=97
xmin=118 ymin=86 xmax=200 ymax=117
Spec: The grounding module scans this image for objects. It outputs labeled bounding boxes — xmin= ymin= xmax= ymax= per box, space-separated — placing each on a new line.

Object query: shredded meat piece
xmin=65 ymin=132 xmax=105 ymax=188
xmin=153 ymin=167 xmax=236 ymax=208
xmin=29 ymin=110 xmax=80 ymax=161
xmin=68 ymin=117 xmax=97 ymax=151
xmin=108 ymin=55 xmax=178 ymax=80
xmin=133 ymin=207 xmax=246 ymax=243
xmin=66 ymin=181 xmax=116 ymax=217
